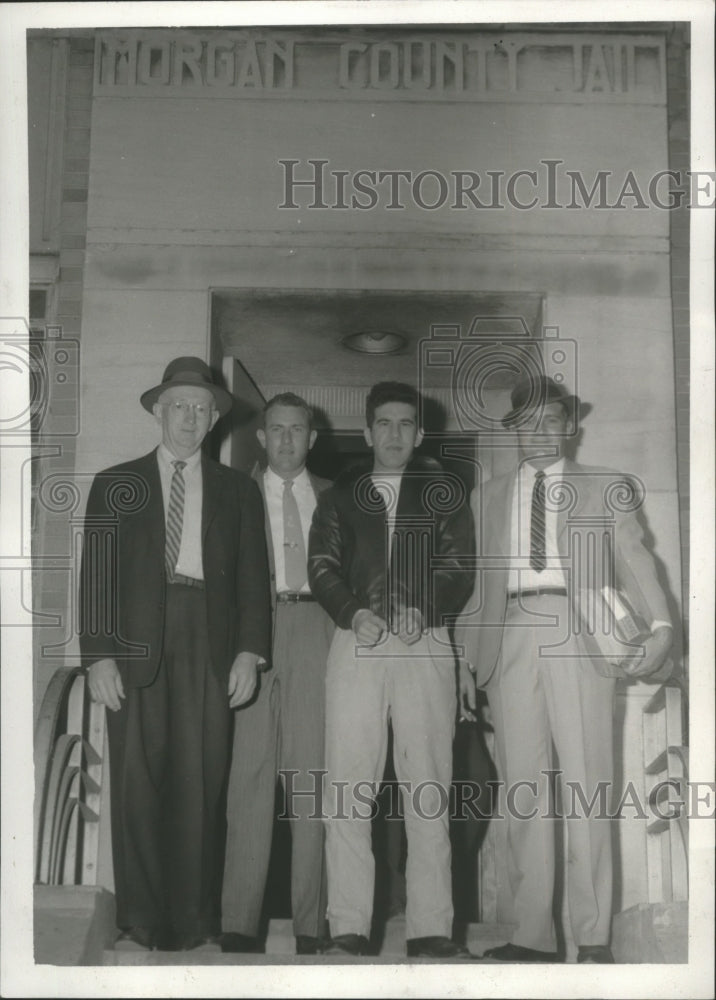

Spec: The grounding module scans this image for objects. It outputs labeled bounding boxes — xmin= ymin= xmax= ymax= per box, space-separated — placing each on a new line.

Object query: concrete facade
xmin=27 ymin=23 xmax=690 ymax=946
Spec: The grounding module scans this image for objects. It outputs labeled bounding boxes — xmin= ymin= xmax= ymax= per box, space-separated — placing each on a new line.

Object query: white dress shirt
xmin=263 ymin=466 xmax=317 ymax=594
xmin=506 ymin=457 xmax=670 ymax=630
xmin=507 ymin=457 xmax=566 ymax=593
xmin=157 ymin=444 xmax=204 ymax=580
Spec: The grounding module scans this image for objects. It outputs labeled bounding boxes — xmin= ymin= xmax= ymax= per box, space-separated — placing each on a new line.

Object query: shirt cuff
xmin=651 ymin=620 xmax=672 ymax=631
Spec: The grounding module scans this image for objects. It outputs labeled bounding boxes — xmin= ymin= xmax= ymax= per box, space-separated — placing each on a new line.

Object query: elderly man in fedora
xmin=79 ymin=356 xmax=271 ymax=952
xmin=456 ymin=374 xmax=673 ymax=964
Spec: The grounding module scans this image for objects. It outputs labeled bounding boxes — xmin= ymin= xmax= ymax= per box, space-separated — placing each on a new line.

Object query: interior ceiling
xmin=214 ymin=289 xmax=544 ymax=392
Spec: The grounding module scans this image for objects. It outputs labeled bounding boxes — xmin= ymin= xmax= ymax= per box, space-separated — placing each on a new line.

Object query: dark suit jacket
xmin=454 ymin=459 xmax=670 ymax=687
xmin=79 ymin=448 xmax=271 ymax=687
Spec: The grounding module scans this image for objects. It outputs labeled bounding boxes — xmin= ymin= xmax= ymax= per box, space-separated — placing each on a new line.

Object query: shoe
xmin=177 ymin=934 xmax=222 ymax=952
xmin=323 ymin=933 xmax=370 ymax=956
xmin=407 ymin=936 xmax=476 ymax=959
xmin=577 ymin=945 xmax=614 ymax=963
xmin=481 ymin=942 xmax=559 ymax=963
xmin=220 ymin=932 xmax=261 ymax=953
xmin=295 ymin=935 xmax=323 ymax=955
xmin=114 ymin=926 xmax=156 ymax=951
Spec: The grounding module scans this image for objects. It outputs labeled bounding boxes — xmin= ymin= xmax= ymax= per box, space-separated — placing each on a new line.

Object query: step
xmin=103 ymin=917 xmax=516 ymax=964
xmin=34 ymin=885 xmax=116 ymax=965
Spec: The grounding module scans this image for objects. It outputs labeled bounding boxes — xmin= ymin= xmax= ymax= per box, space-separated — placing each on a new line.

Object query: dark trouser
xmin=222 ymin=600 xmax=332 ymax=938
xmin=106 ymin=583 xmax=230 ymax=942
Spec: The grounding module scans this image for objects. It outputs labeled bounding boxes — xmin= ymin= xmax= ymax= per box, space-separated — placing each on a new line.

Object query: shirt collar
xmin=521 ymin=456 xmax=565 ymax=479
xmin=158 ymin=443 xmax=202 ymax=472
xmin=371 ymin=470 xmax=405 ymax=482
xmin=264 ymin=465 xmax=310 ymax=490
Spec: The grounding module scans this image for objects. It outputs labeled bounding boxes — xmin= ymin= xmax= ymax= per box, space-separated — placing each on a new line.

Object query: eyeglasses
xmin=163 ymin=401 xmax=214 ymax=417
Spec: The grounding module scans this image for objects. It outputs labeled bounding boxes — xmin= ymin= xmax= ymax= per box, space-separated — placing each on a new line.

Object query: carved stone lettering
xmin=94 ymin=31 xmax=666 ymax=104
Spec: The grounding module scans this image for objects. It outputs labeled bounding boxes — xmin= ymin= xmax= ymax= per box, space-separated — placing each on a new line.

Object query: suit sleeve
xmin=308 ymin=490 xmax=363 ymax=629
xmin=614 ymin=497 xmax=671 ymax=625
xmin=234 ymin=477 xmax=272 ymax=661
xmin=78 ymin=472 xmax=120 ymax=666
xmin=452 ymin=486 xmax=482 ymax=662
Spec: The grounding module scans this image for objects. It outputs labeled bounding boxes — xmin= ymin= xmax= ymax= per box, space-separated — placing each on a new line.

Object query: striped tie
xmin=529 ymin=469 xmax=547 ymax=572
xmin=165 ymin=459 xmax=186 ymax=581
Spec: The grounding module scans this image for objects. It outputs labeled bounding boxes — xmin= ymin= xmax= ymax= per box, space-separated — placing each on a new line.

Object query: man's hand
xmin=621 ymin=625 xmax=673 ymax=679
xmin=458 ymin=660 xmax=478 ymax=722
xmin=87 ymin=658 xmax=125 ymax=712
xmin=228 ymin=651 xmax=260 ymax=708
xmin=394 ymin=606 xmax=424 ymax=646
xmin=352 ymin=608 xmax=387 ymax=648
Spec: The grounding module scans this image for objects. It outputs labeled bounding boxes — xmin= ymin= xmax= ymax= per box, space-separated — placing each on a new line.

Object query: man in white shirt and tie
xmin=222 ymin=393 xmax=333 ymax=955
xmin=456 ymin=375 xmax=673 ymax=964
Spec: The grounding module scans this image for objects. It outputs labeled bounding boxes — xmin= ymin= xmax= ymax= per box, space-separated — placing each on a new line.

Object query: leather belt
xmin=508 ymin=587 xmax=567 ymax=600
xmin=276 ymin=592 xmax=316 ymax=603
xmin=170 ymin=573 xmax=205 ymax=590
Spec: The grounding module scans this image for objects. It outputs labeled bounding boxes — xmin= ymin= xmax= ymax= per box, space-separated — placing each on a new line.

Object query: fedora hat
xmin=501 ymin=374 xmax=590 ymax=428
xmin=140 ymin=357 xmax=233 ymax=416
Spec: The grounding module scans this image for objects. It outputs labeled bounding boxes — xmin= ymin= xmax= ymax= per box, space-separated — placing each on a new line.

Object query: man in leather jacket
xmin=308 ymin=381 xmax=475 ymax=959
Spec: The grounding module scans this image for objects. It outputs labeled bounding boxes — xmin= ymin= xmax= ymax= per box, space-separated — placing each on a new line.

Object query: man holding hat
xmin=456 ymin=374 xmax=673 ymax=964
xmin=80 ymin=356 xmax=271 ymax=951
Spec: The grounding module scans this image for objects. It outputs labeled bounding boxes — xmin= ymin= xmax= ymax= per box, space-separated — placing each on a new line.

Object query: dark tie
xmin=165 ymin=459 xmax=186 ymax=580
xmin=283 ymin=479 xmax=307 ymax=591
xmin=529 ymin=469 xmax=547 ymax=573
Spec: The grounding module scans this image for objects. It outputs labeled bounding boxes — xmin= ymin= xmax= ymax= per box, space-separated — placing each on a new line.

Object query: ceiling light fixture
xmin=341 ymin=330 xmax=407 ymax=355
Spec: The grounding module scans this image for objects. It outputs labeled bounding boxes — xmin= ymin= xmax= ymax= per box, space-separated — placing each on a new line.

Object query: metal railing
xmin=34 ymin=666 xmax=106 ymax=886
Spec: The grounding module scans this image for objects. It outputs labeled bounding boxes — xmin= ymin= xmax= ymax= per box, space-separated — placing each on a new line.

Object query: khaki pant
xmin=323 ymin=627 xmax=456 ymax=940
xmin=487 ymin=593 xmax=616 ymax=952
xmin=222 ymin=601 xmax=333 ymax=938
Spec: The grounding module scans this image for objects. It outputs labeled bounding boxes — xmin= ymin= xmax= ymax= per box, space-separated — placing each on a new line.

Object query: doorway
xmin=210 ymin=286 xmax=545 ymax=938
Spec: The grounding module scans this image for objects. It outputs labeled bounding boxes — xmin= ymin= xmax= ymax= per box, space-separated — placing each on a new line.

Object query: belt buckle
xmin=508 ymin=586 xmax=565 ymax=601
xmin=171 ymin=573 xmax=205 ymax=590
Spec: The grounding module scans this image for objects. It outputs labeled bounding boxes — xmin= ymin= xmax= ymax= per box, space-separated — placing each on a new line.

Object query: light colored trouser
xmin=323 ymin=627 xmax=457 ymax=940
xmin=487 ymin=593 xmax=616 ymax=952
xmin=222 ymin=601 xmax=333 ymax=938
